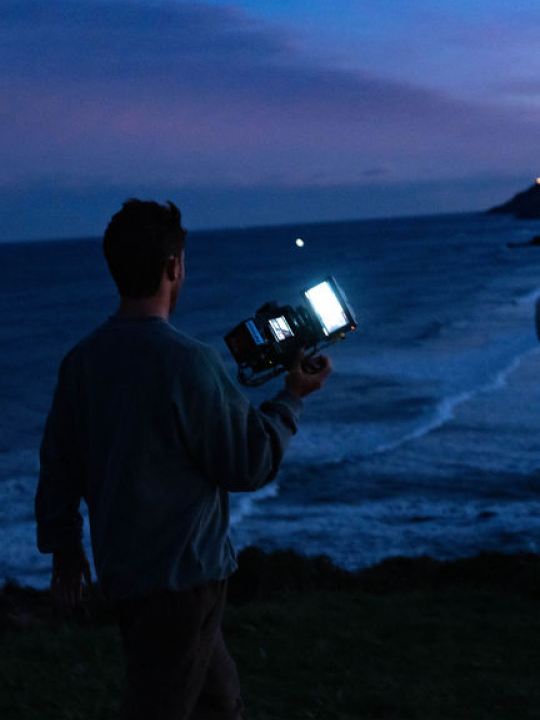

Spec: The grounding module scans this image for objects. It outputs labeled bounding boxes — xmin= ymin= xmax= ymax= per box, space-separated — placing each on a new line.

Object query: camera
xmin=224 ymin=275 xmax=357 ymax=386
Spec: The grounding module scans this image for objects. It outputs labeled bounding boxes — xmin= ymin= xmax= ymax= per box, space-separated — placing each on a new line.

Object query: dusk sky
xmin=2 ymin=0 xmax=540 ymax=241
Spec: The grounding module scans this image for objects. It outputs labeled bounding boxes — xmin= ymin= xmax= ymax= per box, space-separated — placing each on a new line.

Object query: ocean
xmin=2 ymin=211 xmax=540 ymax=588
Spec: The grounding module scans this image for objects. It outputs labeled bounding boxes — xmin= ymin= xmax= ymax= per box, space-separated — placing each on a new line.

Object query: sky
xmin=2 ymin=0 xmax=540 ymax=240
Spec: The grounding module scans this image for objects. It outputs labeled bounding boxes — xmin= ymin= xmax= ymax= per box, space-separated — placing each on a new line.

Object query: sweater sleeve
xmin=35 ymin=354 xmax=84 ymax=554
xmin=173 ymin=345 xmax=303 ymax=492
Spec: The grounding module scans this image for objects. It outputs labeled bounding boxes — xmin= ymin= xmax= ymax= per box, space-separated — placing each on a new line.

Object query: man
xmin=35 ymin=198 xmax=332 ymax=719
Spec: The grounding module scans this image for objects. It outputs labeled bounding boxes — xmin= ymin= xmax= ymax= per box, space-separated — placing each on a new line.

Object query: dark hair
xmin=103 ymin=198 xmax=186 ymax=298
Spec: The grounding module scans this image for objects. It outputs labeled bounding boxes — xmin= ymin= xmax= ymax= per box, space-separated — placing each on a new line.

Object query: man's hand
xmin=51 ymin=545 xmax=92 ymax=617
xmin=285 ymin=349 xmax=333 ymax=399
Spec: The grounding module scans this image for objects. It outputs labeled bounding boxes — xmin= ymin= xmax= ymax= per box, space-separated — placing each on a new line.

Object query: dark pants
xmin=114 ymin=579 xmax=244 ymax=720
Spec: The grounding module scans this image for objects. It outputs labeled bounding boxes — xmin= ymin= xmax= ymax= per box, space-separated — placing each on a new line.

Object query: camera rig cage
xmin=224 ymin=275 xmax=357 ymax=386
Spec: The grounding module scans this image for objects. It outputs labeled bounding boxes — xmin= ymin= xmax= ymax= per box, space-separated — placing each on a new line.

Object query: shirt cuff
xmin=272 ymin=388 xmax=304 ymax=416
xmin=261 ymin=388 xmax=304 ymax=434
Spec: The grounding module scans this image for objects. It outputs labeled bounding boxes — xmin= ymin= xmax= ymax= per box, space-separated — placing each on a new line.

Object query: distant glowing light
xmin=536 ymin=178 xmax=540 ymax=185
xmin=295 ymin=237 xmax=305 ymax=247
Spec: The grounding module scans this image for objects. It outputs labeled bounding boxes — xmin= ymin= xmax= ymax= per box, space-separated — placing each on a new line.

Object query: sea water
xmin=2 ymin=212 xmax=540 ymax=587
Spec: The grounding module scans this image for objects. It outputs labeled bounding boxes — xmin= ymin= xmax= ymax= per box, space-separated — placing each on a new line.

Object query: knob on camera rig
xmin=224 ymin=275 xmax=357 ymax=386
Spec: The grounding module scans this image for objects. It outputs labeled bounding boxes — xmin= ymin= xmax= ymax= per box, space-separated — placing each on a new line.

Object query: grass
xmin=2 ymin=584 xmax=540 ymax=719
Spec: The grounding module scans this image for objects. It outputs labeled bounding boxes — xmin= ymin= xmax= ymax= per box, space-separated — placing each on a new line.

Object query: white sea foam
xmin=288 ymin=345 xmax=540 ymax=464
xmin=229 ymin=481 xmax=280 ymax=526
xmin=370 ymin=392 xmax=473 ymax=455
xmin=515 ymin=286 xmax=540 ymax=305
xmin=232 ymin=495 xmax=540 ymax=570
xmin=0 ymin=474 xmax=38 ymax=524
xmin=371 ymin=346 xmax=540 ymax=455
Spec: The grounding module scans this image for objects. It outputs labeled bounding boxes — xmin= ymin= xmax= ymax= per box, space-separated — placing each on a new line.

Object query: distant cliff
xmin=488 ymin=181 xmax=540 ymax=218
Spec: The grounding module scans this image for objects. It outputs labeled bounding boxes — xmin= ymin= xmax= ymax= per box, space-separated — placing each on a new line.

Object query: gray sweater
xmin=35 ymin=315 xmax=303 ymax=600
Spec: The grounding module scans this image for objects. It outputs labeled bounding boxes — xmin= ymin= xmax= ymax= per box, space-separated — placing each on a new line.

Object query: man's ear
xmin=165 ymin=256 xmax=179 ymax=282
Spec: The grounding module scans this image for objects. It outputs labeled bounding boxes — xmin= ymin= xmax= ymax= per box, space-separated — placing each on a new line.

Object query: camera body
xmin=224 ymin=275 xmax=357 ymax=386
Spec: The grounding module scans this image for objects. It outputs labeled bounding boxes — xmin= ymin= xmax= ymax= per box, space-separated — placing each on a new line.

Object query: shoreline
xmin=2 ymin=546 xmax=539 ymax=629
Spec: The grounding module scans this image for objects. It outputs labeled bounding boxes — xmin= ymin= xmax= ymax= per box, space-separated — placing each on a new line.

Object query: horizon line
xmin=0 ymin=208 xmax=480 ymax=246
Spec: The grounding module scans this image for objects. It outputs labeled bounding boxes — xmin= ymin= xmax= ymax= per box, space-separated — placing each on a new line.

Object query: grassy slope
xmin=2 ymin=583 xmax=540 ymax=720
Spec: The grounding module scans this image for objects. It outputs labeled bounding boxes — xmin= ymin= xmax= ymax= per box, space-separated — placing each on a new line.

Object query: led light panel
xmin=305 ymin=280 xmax=349 ymax=336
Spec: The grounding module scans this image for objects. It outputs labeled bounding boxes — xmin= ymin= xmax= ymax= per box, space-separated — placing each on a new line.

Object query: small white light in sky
xmin=295 ymin=237 xmax=305 ymax=247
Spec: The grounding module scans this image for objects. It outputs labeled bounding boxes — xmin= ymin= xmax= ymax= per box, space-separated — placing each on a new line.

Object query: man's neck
xmin=115 ymin=296 xmax=170 ymax=321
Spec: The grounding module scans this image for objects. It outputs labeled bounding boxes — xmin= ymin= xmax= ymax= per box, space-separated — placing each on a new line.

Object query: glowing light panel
xmin=305 ymin=281 xmax=348 ymax=336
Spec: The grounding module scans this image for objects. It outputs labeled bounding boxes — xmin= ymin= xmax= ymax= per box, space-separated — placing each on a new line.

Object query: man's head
xmin=103 ymin=198 xmax=187 ymax=313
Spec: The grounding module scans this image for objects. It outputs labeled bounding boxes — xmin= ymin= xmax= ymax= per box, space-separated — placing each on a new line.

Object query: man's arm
xmin=36 ymin=356 xmax=84 ymax=552
xmin=173 ymin=345 xmax=331 ymax=492
xmin=35 ymin=355 xmax=91 ymax=611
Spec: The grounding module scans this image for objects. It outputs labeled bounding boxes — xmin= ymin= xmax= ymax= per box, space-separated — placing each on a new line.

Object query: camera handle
xmin=238 ymin=364 xmax=288 ymax=387
xmin=237 ymin=341 xmax=336 ymax=387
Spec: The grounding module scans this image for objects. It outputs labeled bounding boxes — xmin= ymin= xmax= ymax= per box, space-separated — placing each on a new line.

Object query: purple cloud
xmin=1 ymin=0 xmax=538 ymax=198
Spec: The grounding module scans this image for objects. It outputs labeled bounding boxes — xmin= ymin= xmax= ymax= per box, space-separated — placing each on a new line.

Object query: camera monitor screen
xmin=268 ymin=316 xmax=295 ymax=342
xmin=245 ymin=319 xmax=266 ymax=346
xmin=305 ymin=280 xmax=349 ymax=336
